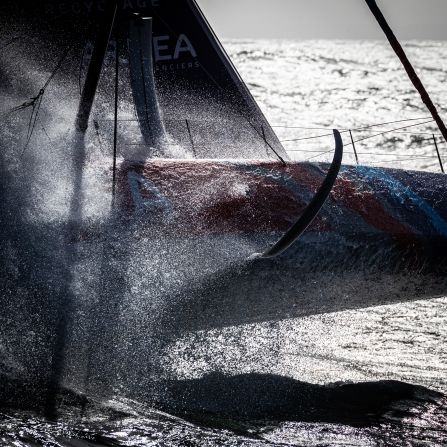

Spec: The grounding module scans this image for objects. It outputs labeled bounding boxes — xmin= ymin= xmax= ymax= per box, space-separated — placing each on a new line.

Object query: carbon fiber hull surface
xmin=112 ymin=160 xmax=447 ymax=330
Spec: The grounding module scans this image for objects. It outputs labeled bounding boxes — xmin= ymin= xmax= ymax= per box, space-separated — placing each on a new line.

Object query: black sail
xmin=16 ymin=0 xmax=288 ymax=160
xmin=124 ymin=0 xmax=288 ymax=160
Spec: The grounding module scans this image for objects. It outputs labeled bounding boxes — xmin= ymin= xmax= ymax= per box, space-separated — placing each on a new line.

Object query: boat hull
xmin=113 ymin=160 xmax=447 ymax=331
xmin=1 ymin=158 xmax=447 ymax=399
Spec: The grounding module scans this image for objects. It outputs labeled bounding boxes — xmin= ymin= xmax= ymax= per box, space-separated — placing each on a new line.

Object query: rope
xmin=8 ymin=45 xmax=73 ymax=156
xmin=42 ymin=126 xmax=52 ymax=143
xmin=281 ymin=130 xmax=349 ymax=143
xmin=377 ymin=157 xmax=438 ymax=164
xmin=97 ymin=117 xmax=441 ymax=143
xmin=298 ymin=120 xmax=435 ymax=161
xmin=280 ymin=120 xmax=434 ymax=144
xmin=272 ymin=116 xmax=432 ymax=131
xmin=289 ymin=149 xmax=436 ymax=157
xmin=364 ymin=0 xmax=447 ymax=143
xmin=345 ymin=120 xmax=435 ymax=147
xmin=21 ymin=92 xmax=44 ymax=156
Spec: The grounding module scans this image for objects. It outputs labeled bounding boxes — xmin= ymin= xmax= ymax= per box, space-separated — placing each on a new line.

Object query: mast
xmin=364 ymin=0 xmax=447 ymax=143
xmin=128 ymin=15 xmax=166 ymax=156
xmin=76 ymin=0 xmax=119 ymax=132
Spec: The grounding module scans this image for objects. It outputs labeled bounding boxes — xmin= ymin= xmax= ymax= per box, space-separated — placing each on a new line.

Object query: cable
xmin=367 ymin=156 xmax=438 ymax=164
xmin=9 ymin=45 xmax=73 ymax=156
xmin=272 ymin=116 xmax=432 ymax=131
xmin=281 ymin=130 xmax=350 ymax=143
xmin=289 ymin=149 xmax=435 ymax=156
xmin=303 ymin=119 xmax=435 ymax=161
xmin=346 ymin=120 xmax=434 ymax=147
xmin=280 ymin=120 xmax=434 ymax=144
xmin=21 ymin=92 xmax=44 ymax=156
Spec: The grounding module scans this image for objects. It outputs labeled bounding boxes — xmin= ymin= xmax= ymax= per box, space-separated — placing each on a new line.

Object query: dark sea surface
xmin=1 ymin=39 xmax=447 ymax=446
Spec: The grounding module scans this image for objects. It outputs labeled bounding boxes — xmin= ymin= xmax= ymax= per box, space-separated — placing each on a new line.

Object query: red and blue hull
xmin=116 ymin=160 xmax=447 ymax=330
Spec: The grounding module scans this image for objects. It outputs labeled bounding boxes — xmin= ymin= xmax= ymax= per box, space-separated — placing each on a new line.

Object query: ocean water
xmin=1 ymin=39 xmax=447 ymax=446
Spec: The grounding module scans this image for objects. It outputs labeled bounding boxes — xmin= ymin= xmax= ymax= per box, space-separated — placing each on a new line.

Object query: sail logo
xmin=127 ymin=171 xmax=174 ymax=221
xmin=45 ymin=0 xmax=161 ymax=16
xmin=153 ymin=34 xmax=197 ymax=63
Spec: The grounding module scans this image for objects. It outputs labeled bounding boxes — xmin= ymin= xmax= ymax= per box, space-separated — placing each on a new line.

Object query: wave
xmin=1 ymin=372 xmax=446 ymax=446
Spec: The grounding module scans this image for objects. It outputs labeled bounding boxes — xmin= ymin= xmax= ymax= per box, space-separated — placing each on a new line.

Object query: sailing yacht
xmin=1 ymin=0 xmax=447 ymax=380
xmin=95 ymin=0 xmax=447 ymax=330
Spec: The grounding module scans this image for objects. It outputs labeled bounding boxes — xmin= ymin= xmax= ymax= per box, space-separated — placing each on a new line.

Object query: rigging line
xmin=9 ymin=91 xmax=44 ymax=114
xmin=242 ymin=114 xmax=286 ymax=164
xmin=41 ymin=45 xmax=73 ymax=91
xmin=349 ymin=129 xmax=359 ymax=165
xmin=305 ymin=150 xmax=435 ymax=164
xmin=124 ymin=143 xmax=185 ymax=147
xmin=287 ymin=149 xmax=343 ymax=153
xmin=185 ymin=119 xmax=197 ymax=157
xmin=284 ymin=119 xmax=434 ymax=146
xmin=281 ymin=130 xmax=350 ymax=143
xmin=96 ymin=118 xmax=139 ymax=122
xmin=191 ymin=0 xmax=287 ymax=163
xmin=356 ymin=150 xmax=435 ymax=156
xmin=9 ymin=45 xmax=73 ymax=115
xmin=193 ymin=61 xmax=286 ymax=164
xmin=288 ymin=148 xmax=437 ymax=157
xmin=364 ymin=0 xmax=447 ymax=143
xmin=272 ymin=116 xmax=432 ymax=130
xmin=433 ymin=134 xmax=445 ymax=174
xmin=370 ymin=156 xmax=438 ymax=164
xmin=306 ymin=150 xmax=338 ymax=162
xmin=283 ymin=130 xmax=438 ymax=138
xmin=374 ymin=131 xmax=439 ymax=137
xmin=284 ymin=134 xmax=436 ymax=148
xmin=21 ymin=94 xmax=44 ymax=157
xmin=42 ymin=126 xmax=52 ymax=143
xmin=26 ymin=99 xmax=40 ymax=142
xmin=283 ymin=134 xmax=434 ymax=146
xmin=352 ymin=118 xmax=433 ymax=131
xmin=346 ymin=119 xmax=435 ymax=147
xmin=25 ymin=99 xmax=39 ymax=142
xmin=15 ymin=45 xmax=74 ymax=157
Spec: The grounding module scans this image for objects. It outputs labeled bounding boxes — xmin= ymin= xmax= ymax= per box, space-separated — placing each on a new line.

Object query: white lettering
xmin=122 ymin=0 xmax=158 ymax=9
xmin=84 ymin=1 xmax=94 ymax=13
xmin=174 ymin=34 xmax=197 ymax=60
xmin=153 ymin=35 xmax=172 ymax=62
xmin=153 ymin=34 xmax=197 ymax=63
xmin=127 ymin=171 xmax=173 ymax=221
